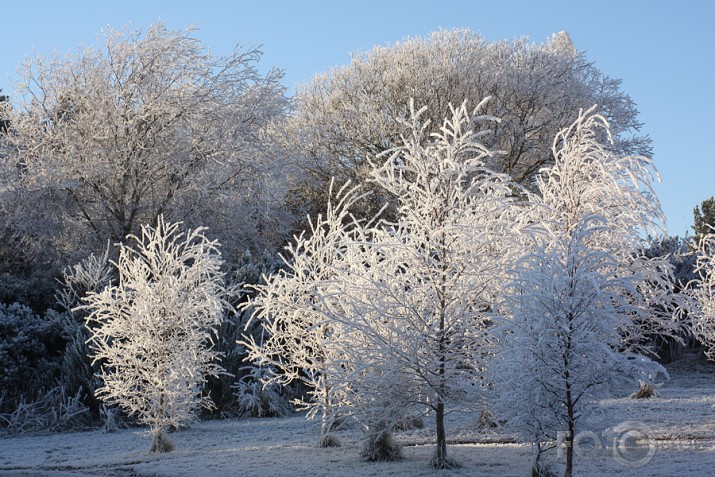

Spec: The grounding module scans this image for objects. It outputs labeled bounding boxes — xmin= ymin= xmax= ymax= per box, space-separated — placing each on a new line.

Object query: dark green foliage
xmin=228 ymin=250 xmax=284 ymax=304
xmin=235 ymin=365 xmax=292 ymax=418
xmin=52 ymin=250 xmax=114 ymax=418
xmin=0 ymin=270 xmax=62 ymax=314
xmin=204 ymin=308 xmax=250 ymax=417
xmin=0 ymin=303 xmax=64 ymax=410
xmin=0 ymin=91 xmax=8 ymax=134
xmin=693 ymin=197 xmax=715 ymax=245
xmin=59 ymin=321 xmax=102 ymax=415
xmin=204 ymin=250 xmax=284 ymax=417
xmin=644 ymin=235 xmax=697 ymax=289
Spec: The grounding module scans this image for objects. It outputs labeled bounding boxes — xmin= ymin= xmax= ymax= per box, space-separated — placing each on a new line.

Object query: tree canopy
xmin=1 ymin=22 xmax=291 ymax=265
xmin=287 ymin=30 xmax=650 ymax=220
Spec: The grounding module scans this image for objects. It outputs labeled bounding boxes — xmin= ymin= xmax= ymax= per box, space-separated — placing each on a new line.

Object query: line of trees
xmin=243 ymin=102 xmax=682 ymax=473
xmin=0 ymin=26 xmax=651 ymax=303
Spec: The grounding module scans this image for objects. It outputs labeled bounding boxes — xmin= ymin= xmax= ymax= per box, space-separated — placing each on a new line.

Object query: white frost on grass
xmin=2 ymin=356 xmax=715 ymax=476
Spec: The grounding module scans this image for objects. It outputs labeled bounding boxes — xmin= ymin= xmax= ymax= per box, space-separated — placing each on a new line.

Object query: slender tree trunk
xmin=435 ymin=399 xmax=447 ymax=466
xmin=433 ymin=213 xmax=449 ymax=468
xmin=150 ymin=393 xmax=173 ymax=453
xmin=435 ymin=303 xmax=447 ymax=467
xmin=435 ymin=268 xmax=448 ymax=467
xmin=318 ymin=373 xmax=340 ymax=447
xmin=321 ymin=373 xmax=329 ymax=438
xmin=564 ymin=310 xmax=576 ymax=477
xmin=564 ymin=373 xmax=574 ymax=477
xmin=565 ymin=415 xmax=574 ymax=477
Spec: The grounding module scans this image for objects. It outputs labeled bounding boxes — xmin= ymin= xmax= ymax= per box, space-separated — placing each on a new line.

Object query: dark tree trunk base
xmin=150 ymin=429 xmax=174 ymax=453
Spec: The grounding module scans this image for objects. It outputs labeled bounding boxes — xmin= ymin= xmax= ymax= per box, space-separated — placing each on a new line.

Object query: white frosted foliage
xmin=242 ymin=182 xmax=365 ymax=445
xmin=322 ymin=100 xmax=528 ymax=467
xmin=492 ymin=108 xmax=673 ymax=476
xmin=84 ymin=216 xmax=230 ymax=452
xmin=688 ymin=234 xmax=715 ymax=360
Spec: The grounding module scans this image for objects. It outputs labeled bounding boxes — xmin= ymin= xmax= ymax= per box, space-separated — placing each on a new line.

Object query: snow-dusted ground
xmin=2 ymin=354 xmax=715 ymax=477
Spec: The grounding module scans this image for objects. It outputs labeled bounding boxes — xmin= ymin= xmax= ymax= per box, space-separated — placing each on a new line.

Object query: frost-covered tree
xmin=288 ymin=29 xmax=648 ymax=220
xmin=537 ymin=107 xmax=661 ymax=255
xmin=491 ymin=108 xmax=675 ymax=477
xmin=84 ymin=216 xmax=230 ymax=452
xmin=319 ymin=100 xmax=527 ymax=467
xmin=2 ymin=22 xmax=291 ymax=263
xmin=537 ymin=106 xmax=681 ymax=351
xmin=492 ymin=220 xmax=664 ymax=477
xmin=643 ymin=235 xmax=696 ymax=362
xmin=243 ymin=183 xmax=369 ymax=447
xmin=687 ymin=233 xmax=715 ymax=360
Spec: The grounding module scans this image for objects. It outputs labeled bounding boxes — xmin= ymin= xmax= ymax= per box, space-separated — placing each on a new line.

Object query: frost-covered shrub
xmin=641 ymin=235 xmax=694 ymax=362
xmin=56 ymin=247 xmax=113 ymax=318
xmin=235 ymin=365 xmax=292 ymax=418
xmin=54 ymin=249 xmax=113 ymax=416
xmin=0 ymin=303 xmax=64 ymax=408
xmin=100 ymin=404 xmax=122 ymax=433
xmin=531 ymin=462 xmax=558 ymax=477
xmin=475 ymin=409 xmax=498 ymax=431
xmin=318 ymin=433 xmax=343 ymax=448
xmin=0 ymin=387 xmax=90 ymax=435
xmin=686 ymin=233 xmax=715 ymax=362
xmin=361 ymin=422 xmax=401 ymax=461
xmin=630 ymin=380 xmax=658 ymax=399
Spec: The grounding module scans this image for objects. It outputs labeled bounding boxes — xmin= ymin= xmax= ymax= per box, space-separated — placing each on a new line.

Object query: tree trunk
xmin=433 ymin=220 xmax=450 ymax=468
xmin=562 ymin=308 xmax=576 ymax=477
xmin=434 ymin=292 xmax=449 ymax=468
xmin=318 ymin=373 xmax=340 ymax=447
xmin=564 ymin=381 xmax=575 ymax=477
xmin=149 ymin=392 xmax=174 ymax=453
xmin=149 ymin=425 xmax=173 ymax=453
xmin=564 ymin=425 xmax=574 ymax=477
xmin=321 ymin=373 xmax=329 ymax=439
xmin=435 ymin=400 xmax=447 ymax=467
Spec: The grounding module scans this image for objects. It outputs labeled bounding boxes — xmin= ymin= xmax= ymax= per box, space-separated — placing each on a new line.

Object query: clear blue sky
xmin=2 ymin=0 xmax=713 ymax=237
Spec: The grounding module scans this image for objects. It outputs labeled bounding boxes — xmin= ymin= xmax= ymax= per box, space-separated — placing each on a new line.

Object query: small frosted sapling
xmin=85 ymin=216 xmax=231 ymax=452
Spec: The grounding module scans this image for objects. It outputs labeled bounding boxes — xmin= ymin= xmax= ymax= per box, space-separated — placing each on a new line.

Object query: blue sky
xmin=2 ymin=0 xmax=713 ymax=237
